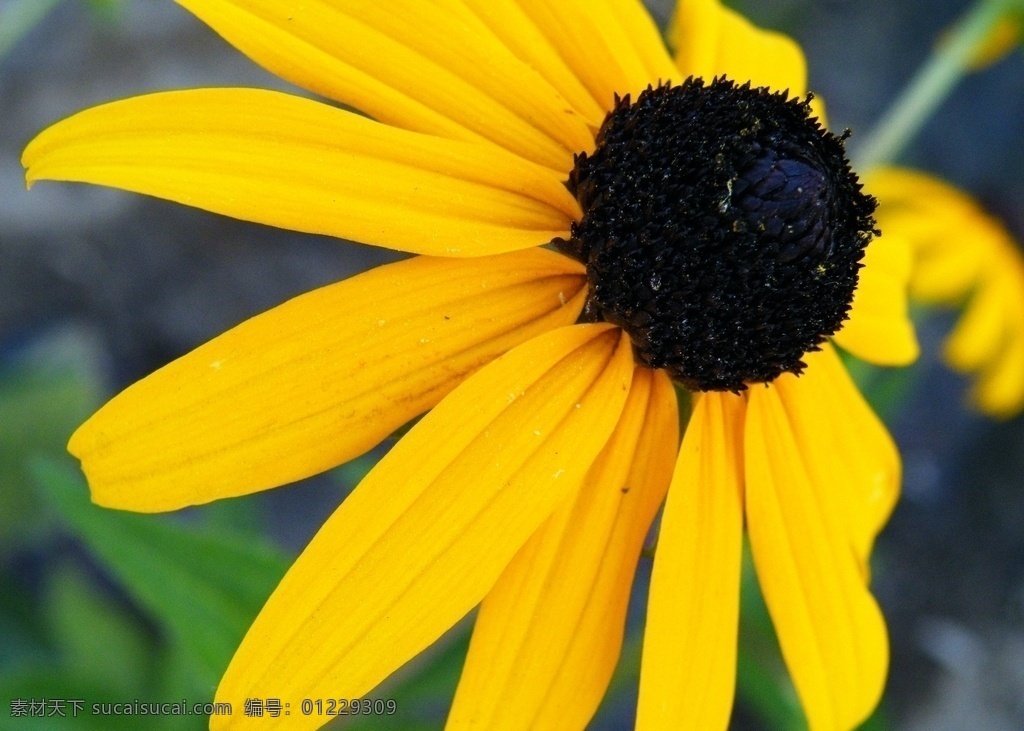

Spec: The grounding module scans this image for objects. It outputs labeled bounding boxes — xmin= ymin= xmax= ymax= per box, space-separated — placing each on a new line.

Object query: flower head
xmin=561 ymin=77 xmax=877 ymax=390
xmin=24 ymin=0 xmax=918 ymax=729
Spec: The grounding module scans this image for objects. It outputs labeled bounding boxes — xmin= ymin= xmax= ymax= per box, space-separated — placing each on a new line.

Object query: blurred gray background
xmin=2 ymin=1 xmax=1023 ymax=728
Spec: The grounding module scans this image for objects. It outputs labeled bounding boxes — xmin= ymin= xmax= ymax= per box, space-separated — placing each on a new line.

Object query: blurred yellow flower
xmin=871 ymin=168 xmax=1024 ymax=417
xmin=972 ymin=14 xmax=1022 ymax=67
xmin=24 ymin=0 xmax=918 ymax=729
xmin=941 ymin=12 xmax=1023 ymax=70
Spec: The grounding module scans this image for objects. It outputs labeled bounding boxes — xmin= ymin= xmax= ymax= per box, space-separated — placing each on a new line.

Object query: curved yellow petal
xmin=772 ymin=344 xmax=901 ymax=575
xmin=907 ymin=223 xmax=985 ymax=301
xmin=447 ymin=367 xmax=677 ymax=731
xmin=746 ymin=383 xmax=889 ymax=731
xmin=586 ymin=0 xmax=679 ymax=90
xmin=212 ymin=324 xmax=634 ymax=731
xmin=810 ymin=94 xmax=829 ymax=129
xmin=946 ymin=244 xmax=1024 ymax=417
xmin=833 ymin=234 xmax=919 ymax=366
xmin=638 ymin=391 xmax=745 ymax=730
xmin=972 ymin=331 xmax=1024 ymax=418
xmin=176 ymin=0 xmax=593 ymax=171
xmin=868 ymin=166 xmax=970 ymax=205
xmin=868 ymin=167 xmax=985 ymax=301
xmin=69 ymin=249 xmax=588 ymax=512
xmin=673 ymin=0 xmax=807 ymax=97
xmin=944 ymin=277 xmax=1009 ymax=372
xmin=515 ymin=0 xmax=676 ymax=111
xmin=24 ymin=89 xmax=580 ymax=257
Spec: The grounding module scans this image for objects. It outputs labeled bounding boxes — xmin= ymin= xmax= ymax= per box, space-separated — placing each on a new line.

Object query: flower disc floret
xmin=560 ymin=78 xmax=877 ymax=391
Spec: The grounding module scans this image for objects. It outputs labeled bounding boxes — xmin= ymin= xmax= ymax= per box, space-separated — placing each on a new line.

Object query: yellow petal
xmin=584 ymin=0 xmax=679 ymax=91
xmin=24 ymin=89 xmax=580 ymax=257
xmin=948 ymin=245 xmax=1024 ymax=417
xmin=638 ymin=391 xmax=745 ymax=730
xmin=459 ymin=0 xmax=607 ymax=127
xmin=69 ymin=249 xmax=588 ymax=512
xmin=908 ymin=225 xmax=985 ymax=302
xmin=176 ymin=0 xmax=594 ymax=171
xmin=944 ymin=278 xmax=1009 ymax=372
xmin=746 ymin=382 xmax=889 ymax=731
xmin=972 ymin=331 xmax=1024 ymax=418
xmin=868 ymin=166 xmax=970 ymax=205
xmin=810 ymin=94 xmax=829 ymax=129
xmin=673 ymin=0 xmax=807 ymax=97
xmin=515 ymin=0 xmax=675 ymax=110
xmin=447 ymin=367 xmax=677 ymax=731
xmin=212 ymin=324 xmax=634 ymax=731
xmin=868 ymin=167 xmax=985 ymax=302
xmin=771 ymin=344 xmax=901 ymax=575
xmin=833 ymin=234 xmax=919 ymax=366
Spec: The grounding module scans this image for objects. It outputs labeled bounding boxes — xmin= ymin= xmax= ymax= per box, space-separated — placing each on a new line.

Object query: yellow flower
xmin=24 ymin=0 xmax=919 ymax=729
xmin=870 ymin=167 xmax=1024 ymax=418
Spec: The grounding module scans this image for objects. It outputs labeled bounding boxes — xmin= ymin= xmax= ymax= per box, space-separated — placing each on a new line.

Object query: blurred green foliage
xmin=31 ymin=459 xmax=290 ymax=694
xmin=1 ymin=330 xmax=289 ymax=729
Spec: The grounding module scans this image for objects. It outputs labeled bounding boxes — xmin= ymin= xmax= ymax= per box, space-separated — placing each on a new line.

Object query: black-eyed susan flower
xmin=24 ymin=0 xmax=919 ymax=729
xmin=870 ymin=167 xmax=1024 ymax=418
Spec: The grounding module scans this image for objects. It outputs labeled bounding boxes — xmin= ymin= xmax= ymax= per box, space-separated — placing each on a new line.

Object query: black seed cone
xmin=558 ymin=78 xmax=877 ymax=392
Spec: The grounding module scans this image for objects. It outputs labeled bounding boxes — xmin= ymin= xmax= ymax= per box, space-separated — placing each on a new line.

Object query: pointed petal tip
xmin=59 ymin=251 xmax=589 ymax=513
xmin=66 ymin=427 xmax=83 ymax=460
xmin=66 ymin=423 xmax=113 ymax=508
xmin=17 ymin=89 xmax=579 ymax=257
xmin=22 ymin=122 xmax=56 ymax=183
xmin=899 ymin=337 xmax=921 ymax=365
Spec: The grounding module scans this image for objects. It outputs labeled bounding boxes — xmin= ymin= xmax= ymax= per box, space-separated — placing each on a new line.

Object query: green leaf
xmin=0 ymin=565 xmax=205 ymax=730
xmin=1 ymin=667 xmax=147 ymax=731
xmin=155 ymin=645 xmax=223 ymax=729
xmin=30 ymin=458 xmax=290 ymax=689
xmin=0 ymin=335 xmax=101 ymax=550
xmin=0 ymin=568 xmax=50 ymax=672
xmin=44 ymin=565 xmax=155 ymax=696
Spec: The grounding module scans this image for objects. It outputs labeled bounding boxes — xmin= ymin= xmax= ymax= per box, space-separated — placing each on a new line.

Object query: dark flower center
xmin=556 ymin=78 xmax=876 ymax=392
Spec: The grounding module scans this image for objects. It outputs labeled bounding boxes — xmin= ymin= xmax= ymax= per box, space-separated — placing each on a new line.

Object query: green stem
xmin=0 ymin=0 xmax=63 ymax=65
xmin=854 ymin=0 xmax=1013 ymax=171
